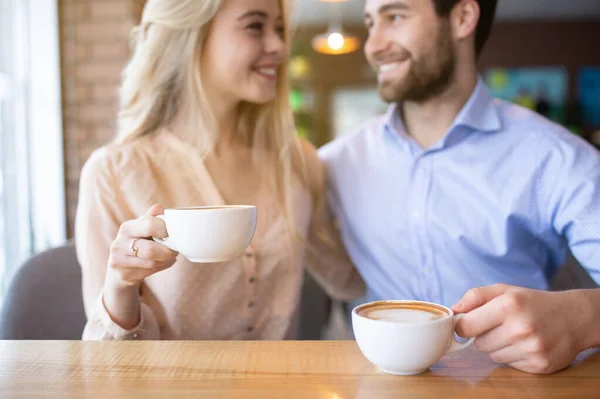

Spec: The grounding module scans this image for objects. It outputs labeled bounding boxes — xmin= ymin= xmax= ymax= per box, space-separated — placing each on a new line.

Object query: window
xmin=0 ymin=0 xmax=66 ymax=299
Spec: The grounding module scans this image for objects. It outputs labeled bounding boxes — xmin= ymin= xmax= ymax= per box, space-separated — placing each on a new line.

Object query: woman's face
xmin=202 ymin=0 xmax=285 ymax=106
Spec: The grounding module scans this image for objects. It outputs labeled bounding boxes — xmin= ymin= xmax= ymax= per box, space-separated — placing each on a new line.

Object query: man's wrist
xmin=571 ymin=289 xmax=600 ymax=351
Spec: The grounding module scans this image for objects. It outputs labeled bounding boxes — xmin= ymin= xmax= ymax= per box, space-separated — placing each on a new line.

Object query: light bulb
xmin=327 ymin=33 xmax=344 ymax=50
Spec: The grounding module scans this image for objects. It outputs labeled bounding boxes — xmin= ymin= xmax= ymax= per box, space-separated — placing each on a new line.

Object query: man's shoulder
xmin=318 ymin=115 xmax=385 ymax=163
xmin=495 ymin=99 xmax=600 ymax=171
xmin=496 ymin=99 xmax=592 ymax=148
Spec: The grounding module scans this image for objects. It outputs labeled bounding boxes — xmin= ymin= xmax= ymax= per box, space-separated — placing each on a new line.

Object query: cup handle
xmin=446 ymin=314 xmax=475 ymax=354
xmin=152 ymin=215 xmax=176 ymax=251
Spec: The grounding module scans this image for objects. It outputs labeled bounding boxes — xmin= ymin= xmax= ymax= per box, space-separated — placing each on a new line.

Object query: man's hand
xmin=452 ymin=284 xmax=599 ymax=374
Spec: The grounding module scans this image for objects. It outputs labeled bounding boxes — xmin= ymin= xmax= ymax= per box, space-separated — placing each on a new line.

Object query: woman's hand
xmin=101 ymin=204 xmax=179 ymax=330
xmin=106 ymin=204 xmax=179 ymax=288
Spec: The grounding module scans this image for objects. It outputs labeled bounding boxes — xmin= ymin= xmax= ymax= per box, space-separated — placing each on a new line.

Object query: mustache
xmin=370 ymin=51 xmax=411 ymax=66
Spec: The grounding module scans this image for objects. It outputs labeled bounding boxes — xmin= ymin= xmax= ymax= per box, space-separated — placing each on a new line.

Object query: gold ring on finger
xmin=129 ymin=238 xmax=141 ymax=258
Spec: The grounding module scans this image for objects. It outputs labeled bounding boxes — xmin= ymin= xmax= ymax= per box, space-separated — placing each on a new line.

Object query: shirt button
xmin=246 ymin=326 xmax=253 ymax=332
xmin=248 ymin=301 xmax=254 ymax=308
xmin=249 ymin=277 xmax=255 ymax=283
xmin=133 ymin=333 xmax=139 ymax=339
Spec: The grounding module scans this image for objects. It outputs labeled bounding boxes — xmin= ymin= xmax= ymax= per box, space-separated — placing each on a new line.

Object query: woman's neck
xmin=206 ymin=89 xmax=246 ymax=153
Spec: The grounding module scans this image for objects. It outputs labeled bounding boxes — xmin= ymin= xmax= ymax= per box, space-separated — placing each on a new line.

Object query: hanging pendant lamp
xmin=311 ymin=0 xmax=360 ymax=55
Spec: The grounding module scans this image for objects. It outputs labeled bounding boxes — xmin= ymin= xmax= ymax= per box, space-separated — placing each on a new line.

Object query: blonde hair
xmin=115 ymin=0 xmax=310 ymax=234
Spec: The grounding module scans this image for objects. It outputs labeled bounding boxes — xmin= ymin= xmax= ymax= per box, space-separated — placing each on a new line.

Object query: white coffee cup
xmin=153 ymin=205 xmax=257 ymax=263
xmin=352 ymin=300 xmax=475 ymax=375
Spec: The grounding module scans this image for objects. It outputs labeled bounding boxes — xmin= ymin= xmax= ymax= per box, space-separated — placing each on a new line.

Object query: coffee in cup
xmin=357 ymin=301 xmax=447 ymax=323
xmin=352 ymin=300 xmax=475 ymax=375
xmin=153 ymin=205 xmax=256 ymax=263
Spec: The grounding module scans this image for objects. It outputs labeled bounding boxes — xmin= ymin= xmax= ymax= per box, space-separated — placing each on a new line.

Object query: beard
xmin=378 ymin=21 xmax=456 ymax=104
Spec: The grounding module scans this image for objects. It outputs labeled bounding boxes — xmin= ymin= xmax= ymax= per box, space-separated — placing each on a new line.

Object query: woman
xmin=76 ymin=0 xmax=364 ymax=340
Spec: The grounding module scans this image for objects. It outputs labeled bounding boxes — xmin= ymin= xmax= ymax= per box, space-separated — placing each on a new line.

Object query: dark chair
xmin=297 ymin=271 xmax=332 ymax=339
xmin=0 ymin=243 xmax=86 ymax=339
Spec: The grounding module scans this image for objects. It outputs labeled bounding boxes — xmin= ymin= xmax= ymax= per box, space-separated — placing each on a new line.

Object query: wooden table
xmin=0 ymin=341 xmax=598 ymax=398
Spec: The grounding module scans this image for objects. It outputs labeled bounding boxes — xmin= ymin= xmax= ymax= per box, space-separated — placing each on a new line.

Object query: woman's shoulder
xmin=88 ymin=132 xmax=166 ymax=166
xmin=81 ymin=134 xmax=181 ymax=194
xmin=81 ymin=131 xmax=178 ymax=182
xmin=79 ymin=132 xmax=195 ymax=215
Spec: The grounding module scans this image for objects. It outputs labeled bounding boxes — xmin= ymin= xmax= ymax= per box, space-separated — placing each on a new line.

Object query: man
xmin=319 ymin=0 xmax=600 ymax=374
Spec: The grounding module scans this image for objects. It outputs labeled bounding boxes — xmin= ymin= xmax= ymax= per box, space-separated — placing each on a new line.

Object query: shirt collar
xmin=381 ymin=103 xmax=413 ymax=153
xmin=381 ymin=76 xmax=502 ymax=145
xmin=452 ymin=76 xmax=502 ymax=133
xmin=382 ymin=102 xmax=407 ymax=137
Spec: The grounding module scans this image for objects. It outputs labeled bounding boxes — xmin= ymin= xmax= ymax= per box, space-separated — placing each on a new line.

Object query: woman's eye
xmin=247 ymin=22 xmax=264 ymax=33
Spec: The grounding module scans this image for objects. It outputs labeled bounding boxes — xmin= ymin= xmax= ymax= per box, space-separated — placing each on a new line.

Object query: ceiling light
xmin=311 ymin=2 xmax=360 ymax=55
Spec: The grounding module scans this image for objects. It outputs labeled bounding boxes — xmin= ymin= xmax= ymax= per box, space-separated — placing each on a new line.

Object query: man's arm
xmin=455 ymin=139 xmax=600 ymax=374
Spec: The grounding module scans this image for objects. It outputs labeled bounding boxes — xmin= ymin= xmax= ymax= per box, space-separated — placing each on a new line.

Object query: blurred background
xmin=0 ymin=0 xmax=599 ymax=333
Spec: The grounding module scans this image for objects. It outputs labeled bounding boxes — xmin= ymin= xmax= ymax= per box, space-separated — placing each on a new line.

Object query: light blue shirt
xmin=319 ymin=78 xmax=600 ymax=307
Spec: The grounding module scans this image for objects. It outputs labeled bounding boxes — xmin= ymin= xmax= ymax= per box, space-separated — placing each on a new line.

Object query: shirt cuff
xmin=83 ymin=294 xmax=160 ymax=340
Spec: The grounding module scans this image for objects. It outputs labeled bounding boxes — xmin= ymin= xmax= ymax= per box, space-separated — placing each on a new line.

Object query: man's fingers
xmin=475 ymin=324 xmax=515 ymax=353
xmin=455 ymin=294 xmax=509 ymax=338
xmin=452 ymin=284 xmax=512 ymax=313
xmin=487 ymin=343 xmax=524 ymax=366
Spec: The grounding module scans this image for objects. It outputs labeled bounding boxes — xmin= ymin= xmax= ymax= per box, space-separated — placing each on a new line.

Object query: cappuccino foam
xmin=358 ymin=302 xmax=448 ymax=323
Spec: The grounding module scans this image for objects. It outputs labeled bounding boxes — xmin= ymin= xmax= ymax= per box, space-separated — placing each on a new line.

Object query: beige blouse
xmin=75 ymin=130 xmax=364 ymax=340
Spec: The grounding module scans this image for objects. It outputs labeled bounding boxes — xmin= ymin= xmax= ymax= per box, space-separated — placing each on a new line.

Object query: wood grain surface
xmin=0 ymin=341 xmax=598 ymax=398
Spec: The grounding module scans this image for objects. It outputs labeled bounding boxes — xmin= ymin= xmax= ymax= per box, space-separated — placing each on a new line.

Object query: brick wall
xmin=59 ymin=0 xmax=145 ymax=238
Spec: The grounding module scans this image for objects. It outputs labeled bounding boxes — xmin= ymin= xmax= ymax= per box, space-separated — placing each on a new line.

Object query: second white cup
xmin=352 ymin=300 xmax=475 ymax=375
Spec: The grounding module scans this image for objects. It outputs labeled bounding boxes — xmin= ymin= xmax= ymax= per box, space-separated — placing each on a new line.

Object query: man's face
xmin=364 ymin=0 xmax=456 ymax=103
